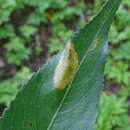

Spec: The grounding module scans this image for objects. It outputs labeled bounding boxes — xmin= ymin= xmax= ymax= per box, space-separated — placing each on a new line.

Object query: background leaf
xmin=0 ymin=0 xmax=121 ymax=130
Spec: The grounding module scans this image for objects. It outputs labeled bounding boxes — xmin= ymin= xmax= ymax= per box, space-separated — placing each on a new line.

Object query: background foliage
xmin=0 ymin=0 xmax=130 ymax=129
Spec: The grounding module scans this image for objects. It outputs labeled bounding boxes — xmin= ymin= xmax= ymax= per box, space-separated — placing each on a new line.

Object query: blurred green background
xmin=0 ymin=0 xmax=130 ymax=129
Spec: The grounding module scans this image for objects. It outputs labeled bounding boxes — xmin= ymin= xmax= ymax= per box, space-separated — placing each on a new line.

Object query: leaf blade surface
xmin=0 ymin=0 xmax=121 ymax=130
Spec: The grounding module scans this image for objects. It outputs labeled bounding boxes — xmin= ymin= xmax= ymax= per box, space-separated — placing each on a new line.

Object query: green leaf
xmin=0 ymin=67 xmax=32 ymax=106
xmin=4 ymin=37 xmax=31 ymax=65
xmin=0 ymin=0 xmax=121 ymax=129
xmin=20 ymin=25 xmax=37 ymax=38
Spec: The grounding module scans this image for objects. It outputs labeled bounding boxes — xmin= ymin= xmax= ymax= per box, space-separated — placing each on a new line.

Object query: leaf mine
xmin=53 ymin=42 xmax=79 ymax=89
